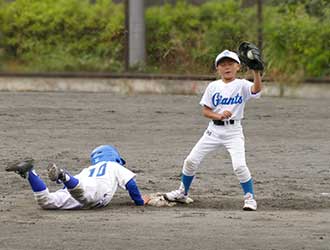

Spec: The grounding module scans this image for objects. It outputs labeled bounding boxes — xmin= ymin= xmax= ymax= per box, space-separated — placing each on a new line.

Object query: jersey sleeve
xmin=199 ymin=82 xmax=214 ymax=108
xmin=112 ymin=163 xmax=136 ymax=190
xmin=125 ymin=178 xmax=144 ymax=205
xmin=242 ymin=79 xmax=261 ymax=101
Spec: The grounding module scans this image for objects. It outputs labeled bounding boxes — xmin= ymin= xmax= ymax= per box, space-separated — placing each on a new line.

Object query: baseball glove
xmin=238 ymin=41 xmax=264 ymax=71
xmin=144 ymin=193 xmax=177 ymax=207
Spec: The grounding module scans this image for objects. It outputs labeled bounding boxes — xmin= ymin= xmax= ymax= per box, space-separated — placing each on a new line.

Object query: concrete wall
xmin=0 ymin=76 xmax=329 ymax=98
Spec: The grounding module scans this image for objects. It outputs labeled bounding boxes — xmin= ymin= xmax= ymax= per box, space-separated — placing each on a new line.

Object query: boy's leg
xmin=6 ymin=159 xmax=82 ymax=209
xmin=5 ymin=159 xmax=47 ymax=192
xmin=47 ymin=163 xmax=87 ymax=208
xmin=181 ymin=174 xmax=194 ymax=195
xmin=5 ymin=159 xmax=77 ymax=209
xmin=47 ymin=163 xmax=79 ymax=189
xmin=240 ymin=178 xmax=254 ymax=196
xmin=225 ymin=132 xmax=257 ymax=211
xmin=5 ymin=158 xmax=34 ymax=179
xmin=28 ymin=170 xmax=47 ymax=192
xmin=165 ymin=130 xmax=220 ymax=202
xmin=34 ymin=188 xmax=83 ymax=209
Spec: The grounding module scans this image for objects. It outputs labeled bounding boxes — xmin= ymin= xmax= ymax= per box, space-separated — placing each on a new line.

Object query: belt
xmin=213 ymin=120 xmax=236 ymax=126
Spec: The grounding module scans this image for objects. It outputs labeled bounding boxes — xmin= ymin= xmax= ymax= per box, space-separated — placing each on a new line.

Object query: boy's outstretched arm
xmin=251 ymin=70 xmax=262 ymax=94
xmin=126 ymin=178 xmax=147 ymax=206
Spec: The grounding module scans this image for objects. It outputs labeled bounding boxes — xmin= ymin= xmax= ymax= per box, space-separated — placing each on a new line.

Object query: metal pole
xmin=257 ymin=0 xmax=263 ymax=53
xmin=124 ymin=0 xmax=129 ymax=71
xmin=128 ymin=0 xmax=146 ymax=68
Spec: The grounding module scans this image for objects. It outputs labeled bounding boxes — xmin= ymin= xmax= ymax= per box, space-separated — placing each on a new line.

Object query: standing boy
xmin=165 ymin=49 xmax=262 ymax=211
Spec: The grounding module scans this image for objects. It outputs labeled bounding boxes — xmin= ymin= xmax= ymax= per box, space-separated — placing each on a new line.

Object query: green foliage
xmin=196 ymin=0 xmax=255 ymax=70
xmin=263 ymin=3 xmax=330 ymax=80
xmin=0 ymin=0 xmax=329 ymax=79
xmin=0 ymin=0 xmax=124 ymax=72
xmin=146 ymin=1 xmax=202 ymax=73
xmin=145 ymin=0 xmax=254 ymax=74
xmin=268 ymin=0 xmax=330 ymax=19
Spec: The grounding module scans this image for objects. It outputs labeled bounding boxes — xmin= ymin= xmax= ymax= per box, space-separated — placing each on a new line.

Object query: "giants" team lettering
xmin=212 ymin=92 xmax=243 ymax=106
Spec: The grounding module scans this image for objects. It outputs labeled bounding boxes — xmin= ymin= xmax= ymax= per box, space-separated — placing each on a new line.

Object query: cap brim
xmin=216 ymin=57 xmax=240 ymax=66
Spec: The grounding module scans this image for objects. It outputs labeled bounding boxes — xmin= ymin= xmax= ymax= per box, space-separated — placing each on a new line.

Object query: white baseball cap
xmin=215 ymin=50 xmax=240 ymax=67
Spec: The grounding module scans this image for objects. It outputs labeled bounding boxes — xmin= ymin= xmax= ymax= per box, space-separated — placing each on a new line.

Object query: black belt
xmin=213 ymin=120 xmax=236 ymax=126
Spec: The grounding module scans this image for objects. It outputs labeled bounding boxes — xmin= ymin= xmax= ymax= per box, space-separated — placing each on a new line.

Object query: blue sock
xmin=181 ymin=174 xmax=194 ymax=195
xmin=240 ymin=178 xmax=254 ymax=196
xmin=63 ymin=174 xmax=79 ymax=189
xmin=28 ymin=170 xmax=47 ymax=192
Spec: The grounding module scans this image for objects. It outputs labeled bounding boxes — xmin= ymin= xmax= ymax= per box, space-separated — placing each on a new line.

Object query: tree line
xmin=0 ymin=0 xmax=329 ymax=82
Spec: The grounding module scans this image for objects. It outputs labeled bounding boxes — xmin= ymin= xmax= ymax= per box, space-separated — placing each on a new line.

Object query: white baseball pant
xmin=182 ymin=123 xmax=251 ymax=183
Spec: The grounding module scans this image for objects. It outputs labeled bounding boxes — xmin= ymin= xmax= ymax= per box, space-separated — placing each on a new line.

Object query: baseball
xmin=247 ymin=50 xmax=254 ymax=60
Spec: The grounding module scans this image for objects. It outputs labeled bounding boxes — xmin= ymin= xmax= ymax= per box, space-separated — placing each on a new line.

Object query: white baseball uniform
xmin=182 ymin=78 xmax=260 ymax=183
xmin=34 ymin=161 xmax=136 ymax=209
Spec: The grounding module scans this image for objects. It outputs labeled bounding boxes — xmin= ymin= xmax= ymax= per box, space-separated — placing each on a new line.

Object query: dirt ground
xmin=0 ymin=92 xmax=330 ymax=250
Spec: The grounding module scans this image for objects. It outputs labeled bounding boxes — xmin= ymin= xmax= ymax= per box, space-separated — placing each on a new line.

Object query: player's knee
xmin=35 ymin=194 xmax=56 ymax=209
xmin=182 ymin=158 xmax=199 ymax=176
xmin=233 ymin=165 xmax=251 ymax=183
xmin=33 ymin=189 xmax=51 ymax=209
xmin=37 ymin=201 xmax=54 ymax=209
xmin=69 ymin=186 xmax=85 ymax=202
xmin=33 ymin=189 xmax=63 ymax=209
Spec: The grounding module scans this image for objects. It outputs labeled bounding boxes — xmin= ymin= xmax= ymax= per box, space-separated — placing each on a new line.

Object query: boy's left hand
xmin=142 ymin=194 xmax=151 ymax=205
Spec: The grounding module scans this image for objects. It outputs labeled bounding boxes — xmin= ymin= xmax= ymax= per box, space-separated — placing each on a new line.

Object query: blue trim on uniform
xmin=63 ymin=174 xmax=79 ymax=189
xmin=28 ymin=170 xmax=47 ymax=192
xmin=126 ymin=178 xmax=144 ymax=206
xmin=182 ymin=174 xmax=194 ymax=195
xmin=240 ymin=178 xmax=254 ymax=196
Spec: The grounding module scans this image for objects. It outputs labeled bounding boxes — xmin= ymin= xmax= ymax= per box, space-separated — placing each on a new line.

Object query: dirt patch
xmin=1 ymin=92 xmax=329 ymax=250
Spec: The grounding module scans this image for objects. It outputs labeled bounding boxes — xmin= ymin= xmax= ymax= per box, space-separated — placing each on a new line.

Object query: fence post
xmin=257 ymin=0 xmax=263 ymax=52
xmin=128 ymin=0 xmax=146 ymax=69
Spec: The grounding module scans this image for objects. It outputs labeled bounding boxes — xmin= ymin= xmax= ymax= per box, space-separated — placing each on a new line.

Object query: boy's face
xmin=216 ymin=58 xmax=240 ymax=82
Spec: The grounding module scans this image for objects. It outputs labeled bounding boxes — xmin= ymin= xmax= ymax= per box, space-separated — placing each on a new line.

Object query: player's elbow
xmin=202 ymin=106 xmax=212 ymax=118
xmin=251 ymin=85 xmax=262 ymax=94
xmin=201 ymin=109 xmax=207 ymax=117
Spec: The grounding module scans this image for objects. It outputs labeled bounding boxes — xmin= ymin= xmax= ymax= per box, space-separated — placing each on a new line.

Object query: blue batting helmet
xmin=90 ymin=145 xmax=126 ymax=165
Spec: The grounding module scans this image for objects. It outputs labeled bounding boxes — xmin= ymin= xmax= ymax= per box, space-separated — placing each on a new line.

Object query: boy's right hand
xmin=220 ymin=110 xmax=232 ymax=120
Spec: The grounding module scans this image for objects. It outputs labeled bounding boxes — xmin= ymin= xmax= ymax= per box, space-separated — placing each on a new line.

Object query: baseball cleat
xmin=243 ymin=193 xmax=257 ymax=211
xmin=164 ymin=189 xmax=194 ymax=204
xmin=5 ymin=158 xmax=34 ymax=179
xmin=47 ymin=163 xmax=66 ymax=182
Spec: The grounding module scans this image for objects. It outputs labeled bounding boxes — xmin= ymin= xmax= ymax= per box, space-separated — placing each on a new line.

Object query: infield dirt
xmin=1 ymin=92 xmax=329 ymax=250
